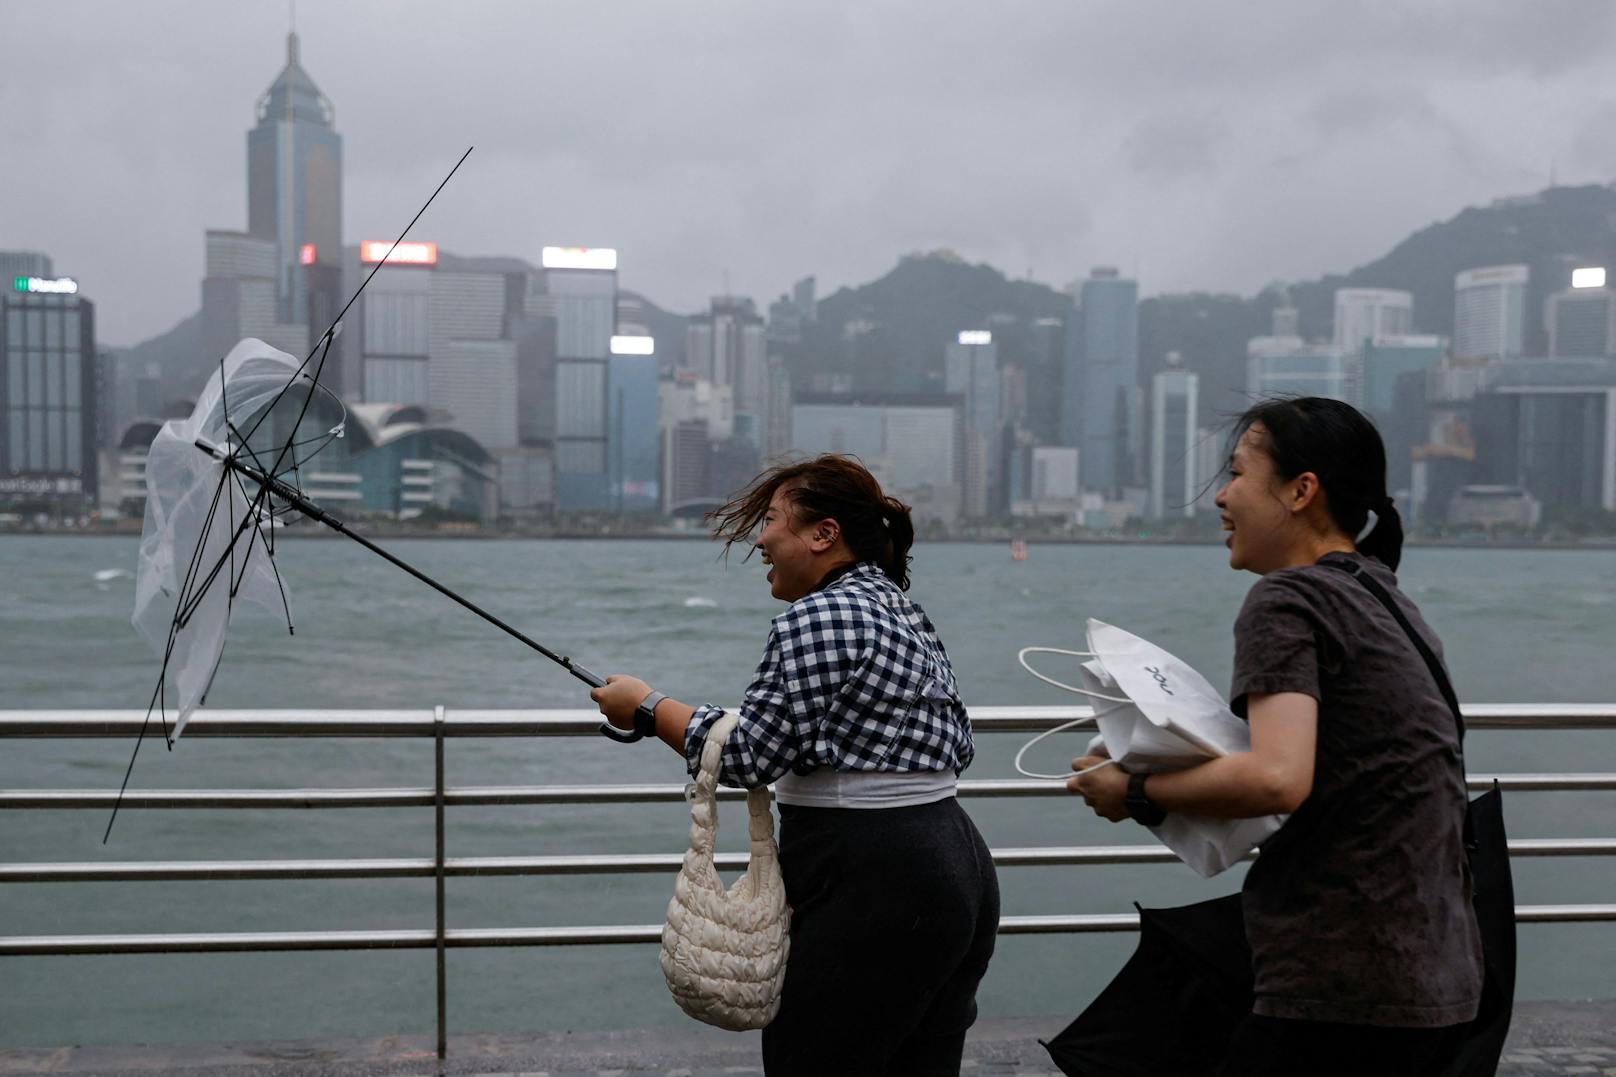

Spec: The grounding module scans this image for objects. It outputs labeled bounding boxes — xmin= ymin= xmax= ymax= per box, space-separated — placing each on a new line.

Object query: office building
xmin=353 ymin=240 xmax=437 ymax=405
xmin=1064 ymin=268 xmax=1139 ymax=495
xmin=1149 ymin=364 xmax=1199 ymax=520
xmin=946 ymin=331 xmax=1001 ymax=516
xmin=1360 ymin=334 xmax=1449 ymax=418
xmin=1545 ymin=279 xmax=1616 ymax=358
xmin=658 ymin=373 xmax=734 ymax=512
xmin=1247 ymin=335 xmax=1351 ymax=402
xmin=687 ymin=296 xmax=768 ymax=446
xmin=1469 ymin=358 xmax=1616 ymax=515
xmin=608 ymin=336 xmax=660 ymax=512
xmin=1 ymin=251 xmax=53 ymax=283
xmin=1453 ymin=265 xmax=1528 ymax=361
xmin=200 ymin=230 xmax=307 ymax=379
xmin=1333 ymin=288 xmax=1413 ymax=354
xmin=2 ymin=272 xmax=98 ymax=510
xmin=791 ymin=393 xmax=963 ymax=524
xmin=247 ymin=32 xmax=342 ymax=332
xmin=543 ymin=246 xmax=618 ymax=511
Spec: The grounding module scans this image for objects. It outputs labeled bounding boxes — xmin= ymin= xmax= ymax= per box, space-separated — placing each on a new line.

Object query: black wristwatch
xmin=633 ymin=690 xmax=667 ymax=738
xmin=1125 ymin=771 xmax=1167 ymax=827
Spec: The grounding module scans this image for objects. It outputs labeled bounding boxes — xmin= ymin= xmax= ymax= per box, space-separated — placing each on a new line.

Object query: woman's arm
xmin=1068 ymin=691 xmax=1317 ymax=821
xmin=589 ymin=675 xmax=695 ymax=754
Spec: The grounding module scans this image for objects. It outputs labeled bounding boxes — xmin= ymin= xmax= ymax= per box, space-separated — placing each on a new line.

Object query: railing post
xmin=434 ymin=704 xmax=446 ymax=1061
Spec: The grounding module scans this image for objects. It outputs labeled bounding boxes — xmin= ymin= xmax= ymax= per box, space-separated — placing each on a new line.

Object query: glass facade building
xmin=247 ymin=32 xmax=342 ymax=331
xmin=1 ymin=281 xmax=97 ymax=508
xmin=1064 ymin=268 xmax=1139 ymax=495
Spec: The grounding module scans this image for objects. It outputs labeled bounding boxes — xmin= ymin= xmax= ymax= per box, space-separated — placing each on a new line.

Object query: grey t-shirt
xmin=1231 ymin=551 xmax=1483 ymax=1027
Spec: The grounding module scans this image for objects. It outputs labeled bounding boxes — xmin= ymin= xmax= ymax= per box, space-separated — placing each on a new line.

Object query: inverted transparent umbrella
xmin=114 ymin=149 xmax=641 ymax=841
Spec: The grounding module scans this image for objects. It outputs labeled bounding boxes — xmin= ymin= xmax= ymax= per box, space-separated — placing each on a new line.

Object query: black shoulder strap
xmin=1321 ymin=558 xmax=1465 ymax=741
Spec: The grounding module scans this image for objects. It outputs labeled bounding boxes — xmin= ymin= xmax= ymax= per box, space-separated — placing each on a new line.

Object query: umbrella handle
xmin=568 ymin=663 xmax=648 ymax=744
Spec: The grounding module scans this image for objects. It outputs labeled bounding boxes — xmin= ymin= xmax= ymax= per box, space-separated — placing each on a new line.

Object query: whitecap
xmin=94 ymin=568 xmax=132 ymax=582
xmin=682 ymin=596 xmax=719 ymax=608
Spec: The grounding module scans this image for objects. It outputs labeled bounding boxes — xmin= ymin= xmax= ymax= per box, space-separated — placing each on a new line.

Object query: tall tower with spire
xmin=247 ymin=30 xmax=342 ymax=332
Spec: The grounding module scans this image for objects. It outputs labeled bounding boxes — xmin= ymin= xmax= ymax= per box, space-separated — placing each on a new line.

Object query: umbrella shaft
xmin=206 ymin=442 xmax=605 ymax=688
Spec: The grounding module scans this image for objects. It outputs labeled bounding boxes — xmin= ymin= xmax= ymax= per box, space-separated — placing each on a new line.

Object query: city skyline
xmin=7 ymin=1 xmax=1616 ymax=346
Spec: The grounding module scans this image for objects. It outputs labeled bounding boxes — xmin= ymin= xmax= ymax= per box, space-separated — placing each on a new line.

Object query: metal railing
xmin=5 ymin=705 xmax=1615 ymax=1059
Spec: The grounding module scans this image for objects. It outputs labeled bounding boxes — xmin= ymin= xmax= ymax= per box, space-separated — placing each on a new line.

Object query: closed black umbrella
xmin=1042 ymin=786 xmax=1514 ymax=1077
xmin=1041 ymin=892 xmax=1250 ymax=1077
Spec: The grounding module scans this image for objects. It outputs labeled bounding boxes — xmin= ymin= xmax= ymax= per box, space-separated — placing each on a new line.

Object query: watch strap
xmin=634 ymin=690 xmax=667 ymax=737
xmin=1125 ymin=771 xmax=1167 ymax=827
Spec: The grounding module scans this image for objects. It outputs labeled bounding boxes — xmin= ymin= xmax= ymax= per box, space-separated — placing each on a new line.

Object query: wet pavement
xmin=2 ymin=1001 xmax=1613 ymax=1076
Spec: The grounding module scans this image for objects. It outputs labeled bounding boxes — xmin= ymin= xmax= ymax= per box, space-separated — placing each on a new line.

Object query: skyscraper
xmin=687 ymin=296 xmax=768 ymax=446
xmin=1453 ymin=265 xmax=1528 ymax=360
xmin=946 ymin=331 xmax=1000 ymax=516
xmin=1150 ymin=360 xmax=1199 ymax=520
xmin=543 ymin=246 xmax=618 ymax=511
xmin=1065 ymin=268 xmax=1139 ymax=495
xmin=247 ymin=32 xmax=342 ymax=333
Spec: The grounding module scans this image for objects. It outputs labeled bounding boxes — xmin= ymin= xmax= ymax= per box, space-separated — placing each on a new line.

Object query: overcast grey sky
xmin=6 ymin=0 xmax=1616 ymax=346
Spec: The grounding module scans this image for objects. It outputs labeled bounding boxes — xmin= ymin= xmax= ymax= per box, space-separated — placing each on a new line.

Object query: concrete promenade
xmin=2 ymin=1001 xmax=1613 ymax=1076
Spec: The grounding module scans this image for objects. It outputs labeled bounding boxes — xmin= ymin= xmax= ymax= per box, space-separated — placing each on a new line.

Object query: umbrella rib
xmin=223 ymin=466 xmax=295 ymax=633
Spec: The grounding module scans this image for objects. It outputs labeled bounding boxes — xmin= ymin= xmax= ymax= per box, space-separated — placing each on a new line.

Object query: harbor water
xmin=3 ymin=535 xmax=1613 ymax=1047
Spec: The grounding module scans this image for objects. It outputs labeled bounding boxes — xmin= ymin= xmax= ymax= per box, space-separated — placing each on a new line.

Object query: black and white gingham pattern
xmin=683 ymin=562 xmax=976 ymax=788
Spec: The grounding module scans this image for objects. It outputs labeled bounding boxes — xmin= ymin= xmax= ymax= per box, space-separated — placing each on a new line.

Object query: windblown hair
xmin=707 ymin=454 xmax=916 ymax=590
xmin=1231 ymin=397 xmax=1405 ymax=570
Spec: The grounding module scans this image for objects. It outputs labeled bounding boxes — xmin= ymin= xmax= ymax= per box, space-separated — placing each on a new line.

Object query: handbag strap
xmin=689 ymin=714 xmax=777 ymax=858
xmin=1322 ymin=557 xmax=1478 ymax=853
xmin=1321 ymin=557 xmax=1464 ymax=740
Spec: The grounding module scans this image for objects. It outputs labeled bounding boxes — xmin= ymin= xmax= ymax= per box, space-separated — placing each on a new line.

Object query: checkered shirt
xmin=683 ymin=561 xmax=976 ymax=789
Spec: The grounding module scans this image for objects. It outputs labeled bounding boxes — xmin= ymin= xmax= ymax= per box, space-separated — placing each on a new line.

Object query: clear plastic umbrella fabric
xmin=131 ymin=338 xmax=307 ymax=739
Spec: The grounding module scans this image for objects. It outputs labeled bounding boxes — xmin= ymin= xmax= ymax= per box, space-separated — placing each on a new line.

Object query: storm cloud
xmin=3 ymin=0 xmax=1614 ymax=345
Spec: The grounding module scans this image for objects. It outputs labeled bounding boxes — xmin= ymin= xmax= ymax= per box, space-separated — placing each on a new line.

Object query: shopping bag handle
xmin=1016 ymin=647 xmax=1132 ymax=703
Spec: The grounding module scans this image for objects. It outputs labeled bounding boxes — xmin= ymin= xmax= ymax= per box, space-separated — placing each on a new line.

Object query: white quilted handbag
xmin=660 ymin=713 xmax=791 ymax=1031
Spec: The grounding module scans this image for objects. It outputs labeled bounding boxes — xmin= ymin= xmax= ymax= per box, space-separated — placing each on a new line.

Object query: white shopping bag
xmin=1019 ymin=618 xmax=1286 ymax=878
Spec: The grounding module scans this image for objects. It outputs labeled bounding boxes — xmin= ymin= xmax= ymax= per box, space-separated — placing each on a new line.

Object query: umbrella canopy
xmin=1042 ymin=893 xmax=1251 ymax=1077
xmin=131 ymin=338 xmax=315 ymax=740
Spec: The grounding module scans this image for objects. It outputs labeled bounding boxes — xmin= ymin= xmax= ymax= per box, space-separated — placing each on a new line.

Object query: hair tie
xmin=1356 ymin=507 xmax=1381 ymax=543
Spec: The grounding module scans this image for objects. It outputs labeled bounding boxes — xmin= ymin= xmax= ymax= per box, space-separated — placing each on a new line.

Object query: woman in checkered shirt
xmin=592 ymin=455 xmax=1000 ymax=1076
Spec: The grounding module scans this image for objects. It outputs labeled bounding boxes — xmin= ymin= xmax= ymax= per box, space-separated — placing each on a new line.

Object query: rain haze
xmin=6 ymin=0 xmax=1616 ymax=345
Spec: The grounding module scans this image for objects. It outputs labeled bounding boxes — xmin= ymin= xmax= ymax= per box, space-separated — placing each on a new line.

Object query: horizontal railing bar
xmin=8 ymin=838 xmax=1616 ymax=883
xmin=5 ymin=704 xmax=1616 ymax=738
xmin=7 ymin=773 xmax=1614 ymax=811
xmin=6 ymin=904 xmax=1613 ymax=955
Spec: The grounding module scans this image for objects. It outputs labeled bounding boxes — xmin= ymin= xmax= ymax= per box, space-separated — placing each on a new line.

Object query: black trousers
xmin=1213 ymin=1013 xmax=1467 ymax=1077
xmin=761 ymin=796 xmax=1001 ymax=1077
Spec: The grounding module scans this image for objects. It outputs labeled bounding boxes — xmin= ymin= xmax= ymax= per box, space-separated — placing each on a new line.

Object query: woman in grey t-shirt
xmin=1070 ymin=397 xmax=1482 ymax=1076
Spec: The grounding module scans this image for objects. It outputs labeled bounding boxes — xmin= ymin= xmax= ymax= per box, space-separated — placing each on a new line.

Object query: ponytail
xmin=1357 ymin=495 xmax=1405 ymax=572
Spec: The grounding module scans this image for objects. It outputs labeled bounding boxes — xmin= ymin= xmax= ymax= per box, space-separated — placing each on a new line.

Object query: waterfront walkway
xmin=3 ymin=1002 xmax=1614 ymax=1076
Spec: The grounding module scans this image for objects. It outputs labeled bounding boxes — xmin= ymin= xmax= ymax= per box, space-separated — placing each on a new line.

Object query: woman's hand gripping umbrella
xmin=114 ymin=147 xmax=646 ymax=841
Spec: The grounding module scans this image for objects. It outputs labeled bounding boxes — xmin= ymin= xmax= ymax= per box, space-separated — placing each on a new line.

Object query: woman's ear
xmin=810 ymin=518 xmax=841 ymax=552
xmin=1288 ymin=471 xmax=1324 ymax=516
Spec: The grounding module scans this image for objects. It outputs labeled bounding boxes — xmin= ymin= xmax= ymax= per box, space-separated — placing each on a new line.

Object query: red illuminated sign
xmin=299 ymin=243 xmax=317 ymax=265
